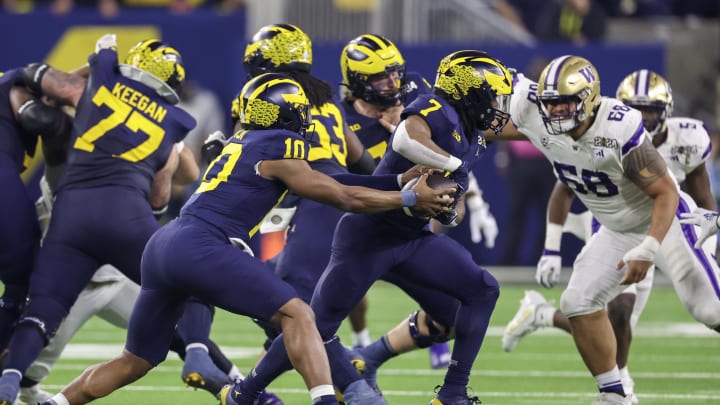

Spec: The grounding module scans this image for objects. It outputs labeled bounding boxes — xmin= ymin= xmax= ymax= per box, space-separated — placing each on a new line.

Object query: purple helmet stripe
xmin=544 ymin=55 xmax=571 ymax=92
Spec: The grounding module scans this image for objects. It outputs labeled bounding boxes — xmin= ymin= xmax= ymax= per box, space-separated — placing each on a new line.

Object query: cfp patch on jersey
xmin=593 ymin=136 xmax=619 ymax=149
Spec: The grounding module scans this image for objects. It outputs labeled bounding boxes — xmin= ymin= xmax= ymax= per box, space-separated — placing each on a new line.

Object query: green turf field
xmin=7 ymin=281 xmax=720 ymax=404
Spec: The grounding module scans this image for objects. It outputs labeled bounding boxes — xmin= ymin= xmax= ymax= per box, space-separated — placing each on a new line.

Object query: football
xmin=401 ymin=172 xmax=457 ymax=217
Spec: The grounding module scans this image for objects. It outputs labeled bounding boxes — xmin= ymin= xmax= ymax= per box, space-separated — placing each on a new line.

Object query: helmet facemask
xmin=347 ymin=63 xmax=408 ymax=107
xmin=537 ymin=90 xmax=592 ymax=135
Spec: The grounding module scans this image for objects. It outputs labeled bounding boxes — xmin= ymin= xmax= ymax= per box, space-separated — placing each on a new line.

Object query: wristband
xmin=401 ymin=190 xmax=417 ymax=207
xmin=544 ymin=222 xmax=563 ymax=251
xmin=23 ymin=63 xmax=50 ymax=95
xmin=175 ymin=141 xmax=185 ymax=154
xmin=542 ymin=248 xmax=561 ymax=256
xmin=152 ymin=205 xmax=168 ymax=219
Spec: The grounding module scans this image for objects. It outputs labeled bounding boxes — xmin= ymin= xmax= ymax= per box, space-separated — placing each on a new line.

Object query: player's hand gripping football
xmin=408 ymin=173 xmax=455 ymax=218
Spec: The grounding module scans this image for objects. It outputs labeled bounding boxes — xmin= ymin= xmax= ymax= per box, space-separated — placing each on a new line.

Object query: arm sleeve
xmin=329 ymin=173 xmax=399 ymax=190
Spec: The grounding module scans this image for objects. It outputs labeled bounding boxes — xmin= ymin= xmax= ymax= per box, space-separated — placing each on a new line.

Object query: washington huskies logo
xmin=578 ymin=65 xmax=596 ymax=83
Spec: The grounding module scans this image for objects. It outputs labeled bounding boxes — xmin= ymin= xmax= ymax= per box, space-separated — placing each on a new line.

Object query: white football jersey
xmin=510 ymin=74 xmax=667 ymax=234
xmin=655 ymin=117 xmax=711 ymax=183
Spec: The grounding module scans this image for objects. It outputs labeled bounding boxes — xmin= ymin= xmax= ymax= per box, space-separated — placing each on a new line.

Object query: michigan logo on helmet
xmin=433 ymin=50 xmax=513 ymax=135
xmin=341 ymin=34 xmax=408 ymax=106
xmin=232 ymin=73 xmax=311 ymax=135
xmin=537 ymin=55 xmax=601 ymax=135
xmin=616 ymin=69 xmax=673 ymax=137
xmin=244 ymin=24 xmax=312 ymax=78
xmin=120 ymin=39 xmax=185 ymax=104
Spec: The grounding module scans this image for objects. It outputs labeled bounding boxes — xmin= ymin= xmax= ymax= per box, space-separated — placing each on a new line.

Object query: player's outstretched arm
xmin=23 ymin=63 xmax=86 ymax=107
xmin=260 ymin=158 xmax=453 ymax=215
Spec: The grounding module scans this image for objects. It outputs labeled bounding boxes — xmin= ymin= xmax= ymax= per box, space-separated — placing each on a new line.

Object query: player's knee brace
xmin=0 ymin=296 xmax=26 ymax=317
xmin=408 ymin=310 xmax=450 ymax=348
xmin=15 ymin=315 xmax=53 ymax=345
xmin=17 ymin=99 xmax=70 ymax=141
xmin=560 ymin=288 xmax=603 ymax=318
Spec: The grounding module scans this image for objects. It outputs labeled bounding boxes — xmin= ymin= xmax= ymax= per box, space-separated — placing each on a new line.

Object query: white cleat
xmin=502 ymin=290 xmax=549 ymax=352
xmin=594 ymin=392 xmax=632 ymax=405
xmin=15 ymin=385 xmax=52 ymax=405
xmin=621 ymin=374 xmax=639 ymax=404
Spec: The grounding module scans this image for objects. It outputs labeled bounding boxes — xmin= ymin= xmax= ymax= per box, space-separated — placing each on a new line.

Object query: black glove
xmin=201 ymin=130 xmax=227 ymax=164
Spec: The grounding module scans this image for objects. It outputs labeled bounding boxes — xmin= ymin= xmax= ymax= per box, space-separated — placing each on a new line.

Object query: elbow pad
xmin=391 ymin=120 xmax=462 ymax=171
xmin=22 ymin=63 xmax=51 ymax=96
xmin=17 ymin=99 xmax=70 ymax=139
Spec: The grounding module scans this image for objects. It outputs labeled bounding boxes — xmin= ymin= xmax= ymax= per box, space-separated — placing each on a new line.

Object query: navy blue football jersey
xmin=182 ymin=128 xmax=308 ymax=241
xmin=58 ymin=48 xmax=196 ymax=198
xmin=372 ymin=93 xmax=478 ymax=233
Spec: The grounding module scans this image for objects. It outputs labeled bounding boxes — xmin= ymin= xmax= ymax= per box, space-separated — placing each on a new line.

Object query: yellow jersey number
xmin=196 ymin=136 xmax=305 ymax=194
xmin=74 ymin=86 xmax=165 ymax=162
xmin=307 ymin=103 xmax=348 ymax=166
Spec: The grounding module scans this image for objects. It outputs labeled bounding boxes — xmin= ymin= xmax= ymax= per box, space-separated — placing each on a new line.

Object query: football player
xmin=37 ymin=72 xmax=451 ymax=405
xmin=8 ymin=83 xmax=251 ymax=403
xmin=499 ymin=55 xmax=720 ymax=405
xmin=502 ymin=69 xmax=717 ymax=404
xmin=0 ymin=35 xmax=227 ymax=405
xmin=0 ymin=70 xmax=64 ymax=358
xmin=226 ymin=50 xmax=512 ymax=405
xmin=339 ymin=35 xmax=501 ymax=374
xmin=241 ymin=23 xmax=378 ymax=360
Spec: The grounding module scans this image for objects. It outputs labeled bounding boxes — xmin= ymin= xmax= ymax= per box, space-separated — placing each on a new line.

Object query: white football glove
xmin=535 ymin=251 xmax=562 ymax=288
xmin=679 ymin=207 xmax=720 ymax=249
xmin=467 ymin=197 xmax=498 ymax=248
xmin=465 ymin=172 xmax=498 ymax=248
xmin=95 ymin=33 xmax=117 ymax=52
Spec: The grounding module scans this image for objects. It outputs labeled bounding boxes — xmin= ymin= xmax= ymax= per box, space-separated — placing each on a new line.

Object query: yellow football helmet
xmin=244 ymin=23 xmax=312 ymax=78
xmin=340 ymin=34 xmax=407 ymax=106
xmin=122 ymin=39 xmax=185 ymax=104
xmin=232 ymin=73 xmax=311 ymax=136
xmin=536 ymin=55 xmax=601 ymax=135
xmin=433 ymin=50 xmax=513 ymax=135
xmin=616 ymin=69 xmax=673 ymax=137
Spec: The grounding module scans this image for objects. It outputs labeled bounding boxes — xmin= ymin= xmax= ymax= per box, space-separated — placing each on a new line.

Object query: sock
xmin=595 ymin=366 xmax=625 ymax=396
xmin=324 ymin=336 xmax=362 ymax=392
xmin=536 ymin=305 xmax=557 ymax=327
xmin=48 ymin=393 xmax=70 ymax=405
xmin=359 ymin=335 xmax=397 ymax=368
xmin=238 ymin=336 xmax=292 ymax=397
xmin=351 ymin=328 xmax=371 ymax=348
xmin=309 ymin=384 xmax=335 ymax=403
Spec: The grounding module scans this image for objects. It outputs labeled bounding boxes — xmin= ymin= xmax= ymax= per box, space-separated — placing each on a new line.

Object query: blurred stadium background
xmin=0 ymin=2 xmax=719 ymax=402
